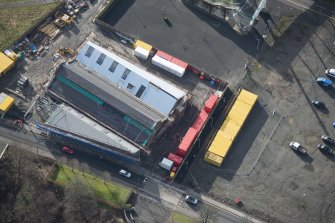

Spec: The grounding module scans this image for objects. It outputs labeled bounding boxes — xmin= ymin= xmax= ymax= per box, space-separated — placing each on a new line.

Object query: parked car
xmin=317 ymin=77 xmax=333 ymax=87
xmin=62 ymin=146 xmax=75 ymax=155
xmin=184 ymin=195 xmax=198 ymax=205
xmin=325 ymin=69 xmax=335 ymax=78
xmin=321 ymin=135 xmax=334 ymax=145
xmin=311 ymin=100 xmax=325 ymax=109
xmin=119 ymin=169 xmax=131 ymax=178
xmin=318 ymin=143 xmax=334 ymax=155
xmin=289 ymin=142 xmax=307 ymax=154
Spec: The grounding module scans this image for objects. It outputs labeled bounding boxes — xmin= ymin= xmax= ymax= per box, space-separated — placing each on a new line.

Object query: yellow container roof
xmin=134 ymin=40 xmax=153 ymax=51
xmin=0 ymin=93 xmax=14 ymax=112
xmin=204 ymin=151 xmax=223 ymax=166
xmin=0 ymin=53 xmax=14 ymax=74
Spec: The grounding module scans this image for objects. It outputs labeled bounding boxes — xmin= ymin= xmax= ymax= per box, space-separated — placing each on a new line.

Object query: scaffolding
xmin=233 ymin=0 xmax=267 ymax=33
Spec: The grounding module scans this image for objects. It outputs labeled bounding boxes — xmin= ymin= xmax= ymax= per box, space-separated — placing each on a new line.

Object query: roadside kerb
xmin=200 ymin=194 xmax=266 ymax=223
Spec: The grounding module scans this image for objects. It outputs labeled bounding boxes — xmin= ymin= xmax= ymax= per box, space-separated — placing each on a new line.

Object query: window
xmin=109 ymin=61 xmax=119 ymax=72
xmin=121 ymin=68 xmax=130 ymax=80
xmin=135 ymin=85 xmax=146 ymax=98
xmin=85 ymin=46 xmax=94 ymax=57
xmin=96 ymin=53 xmax=106 ymax=65
xmin=127 ymin=83 xmax=135 ymax=90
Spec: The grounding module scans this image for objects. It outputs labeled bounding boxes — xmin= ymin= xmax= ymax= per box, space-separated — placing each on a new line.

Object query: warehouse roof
xmin=76 ymin=41 xmax=186 ymax=116
xmin=45 ymin=104 xmax=140 ymax=154
xmin=56 ymin=63 xmax=165 ymax=129
xmin=0 ymin=53 xmax=14 ymax=74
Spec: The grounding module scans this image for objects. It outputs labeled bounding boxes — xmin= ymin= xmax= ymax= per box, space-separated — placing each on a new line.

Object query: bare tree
xmin=200 ymin=207 xmax=216 ymax=223
xmin=64 ymin=177 xmax=98 ymax=223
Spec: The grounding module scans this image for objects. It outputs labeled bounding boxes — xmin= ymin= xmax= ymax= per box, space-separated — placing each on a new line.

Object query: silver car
xmin=325 ymin=69 xmax=335 ymax=78
xmin=119 ymin=169 xmax=132 ymax=178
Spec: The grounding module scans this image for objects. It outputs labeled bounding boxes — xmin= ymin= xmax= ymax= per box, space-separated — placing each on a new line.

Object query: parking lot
xmin=99 ymin=0 xmax=261 ymax=86
xmin=183 ymin=1 xmax=335 ymax=223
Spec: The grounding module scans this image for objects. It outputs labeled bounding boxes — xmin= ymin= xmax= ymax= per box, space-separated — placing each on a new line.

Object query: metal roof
xmin=45 ymin=104 xmax=140 ymax=154
xmin=76 ymin=41 xmax=186 ymax=116
xmin=56 ymin=63 xmax=166 ymax=129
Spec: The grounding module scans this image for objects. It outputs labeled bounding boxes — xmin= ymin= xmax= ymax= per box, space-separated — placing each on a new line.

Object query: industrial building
xmin=42 ymin=40 xmax=188 ymax=163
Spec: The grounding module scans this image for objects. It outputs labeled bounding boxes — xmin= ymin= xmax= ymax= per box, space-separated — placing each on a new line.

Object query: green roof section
xmin=56 ymin=75 xmax=105 ymax=106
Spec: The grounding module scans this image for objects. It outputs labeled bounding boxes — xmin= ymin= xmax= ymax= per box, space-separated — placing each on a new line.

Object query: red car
xmin=62 ymin=146 xmax=75 ymax=155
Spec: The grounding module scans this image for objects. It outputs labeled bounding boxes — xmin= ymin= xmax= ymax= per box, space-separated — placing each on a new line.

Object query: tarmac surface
xmin=100 ymin=0 xmax=261 ymax=86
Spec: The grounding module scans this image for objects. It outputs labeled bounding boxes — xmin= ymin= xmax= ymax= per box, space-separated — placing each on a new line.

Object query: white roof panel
xmin=77 ymin=42 xmax=186 ymax=107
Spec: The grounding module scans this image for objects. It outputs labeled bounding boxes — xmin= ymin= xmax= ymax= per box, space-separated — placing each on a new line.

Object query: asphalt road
xmin=0 ymin=122 xmax=254 ymax=223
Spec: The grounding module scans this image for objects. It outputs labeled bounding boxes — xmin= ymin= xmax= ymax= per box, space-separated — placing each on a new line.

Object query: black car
xmin=321 ymin=135 xmax=334 ymax=145
xmin=312 ymin=100 xmax=325 ymax=108
xmin=318 ymin=143 xmax=334 ymax=155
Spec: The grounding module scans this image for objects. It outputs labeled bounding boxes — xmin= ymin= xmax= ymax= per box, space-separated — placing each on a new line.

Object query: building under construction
xmin=37 ymin=40 xmax=189 ymax=163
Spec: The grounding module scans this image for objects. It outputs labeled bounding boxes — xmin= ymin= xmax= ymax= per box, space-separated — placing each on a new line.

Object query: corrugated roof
xmin=46 ymin=104 xmax=140 ymax=154
xmin=56 ymin=63 xmax=166 ymax=129
xmin=76 ymin=41 xmax=186 ymax=115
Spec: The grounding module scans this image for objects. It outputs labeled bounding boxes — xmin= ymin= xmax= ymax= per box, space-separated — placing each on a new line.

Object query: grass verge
xmin=50 ymin=164 xmax=132 ymax=207
xmin=169 ymin=211 xmax=198 ymax=223
xmin=0 ymin=2 xmax=59 ymax=51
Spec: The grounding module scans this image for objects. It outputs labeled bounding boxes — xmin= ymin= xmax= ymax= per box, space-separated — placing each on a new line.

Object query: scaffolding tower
xmin=233 ymin=0 xmax=267 ymax=33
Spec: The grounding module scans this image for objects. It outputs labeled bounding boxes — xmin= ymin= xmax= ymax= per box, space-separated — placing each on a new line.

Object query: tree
xmin=63 ymin=177 xmax=98 ymax=223
xmin=200 ymin=207 xmax=216 ymax=223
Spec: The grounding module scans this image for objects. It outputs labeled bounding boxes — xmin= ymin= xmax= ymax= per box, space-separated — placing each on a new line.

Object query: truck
xmin=289 ymin=142 xmax=307 ymax=154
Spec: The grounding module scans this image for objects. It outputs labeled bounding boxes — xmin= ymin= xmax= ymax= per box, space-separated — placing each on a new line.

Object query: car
xmin=119 ymin=169 xmax=131 ymax=178
xmin=311 ymin=100 xmax=325 ymax=108
xmin=289 ymin=141 xmax=307 ymax=154
xmin=317 ymin=77 xmax=333 ymax=87
xmin=321 ymin=135 xmax=334 ymax=145
xmin=62 ymin=146 xmax=75 ymax=155
xmin=184 ymin=195 xmax=198 ymax=205
xmin=318 ymin=143 xmax=334 ymax=155
xmin=325 ymin=69 xmax=335 ymax=78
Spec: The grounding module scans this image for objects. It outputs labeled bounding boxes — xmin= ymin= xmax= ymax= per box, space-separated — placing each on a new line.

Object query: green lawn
xmin=0 ymin=0 xmax=25 ymax=3
xmin=0 ymin=2 xmax=59 ymax=51
xmin=171 ymin=211 xmax=198 ymax=223
xmin=50 ymin=165 xmax=132 ymax=206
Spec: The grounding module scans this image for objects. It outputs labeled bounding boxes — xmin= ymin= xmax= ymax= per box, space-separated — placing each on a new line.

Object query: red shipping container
xmin=156 ymin=50 xmax=173 ymax=61
xmin=171 ymin=57 xmax=188 ymax=69
xmin=168 ymin=153 xmax=183 ymax=166
xmin=192 ymin=109 xmax=209 ymax=133
xmin=204 ymin=94 xmax=219 ymax=113
xmin=177 ymin=127 xmax=197 ymax=157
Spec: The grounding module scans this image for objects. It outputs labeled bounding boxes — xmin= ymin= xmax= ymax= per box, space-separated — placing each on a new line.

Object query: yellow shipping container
xmin=133 ymin=40 xmax=153 ymax=52
xmin=0 ymin=53 xmax=14 ymax=75
xmin=0 ymin=93 xmax=14 ymax=114
xmin=204 ymin=89 xmax=258 ymax=167
xmin=204 ymin=151 xmax=223 ymax=167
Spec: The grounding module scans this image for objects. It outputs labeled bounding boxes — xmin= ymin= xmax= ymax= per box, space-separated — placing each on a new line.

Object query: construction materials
xmin=167 ymin=153 xmax=183 ymax=167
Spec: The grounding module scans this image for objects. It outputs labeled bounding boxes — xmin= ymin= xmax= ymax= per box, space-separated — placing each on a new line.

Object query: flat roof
xmin=76 ymin=41 xmax=186 ymax=116
xmin=56 ymin=63 xmax=166 ymax=129
xmin=0 ymin=53 xmax=14 ymax=74
xmin=45 ymin=104 xmax=140 ymax=154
